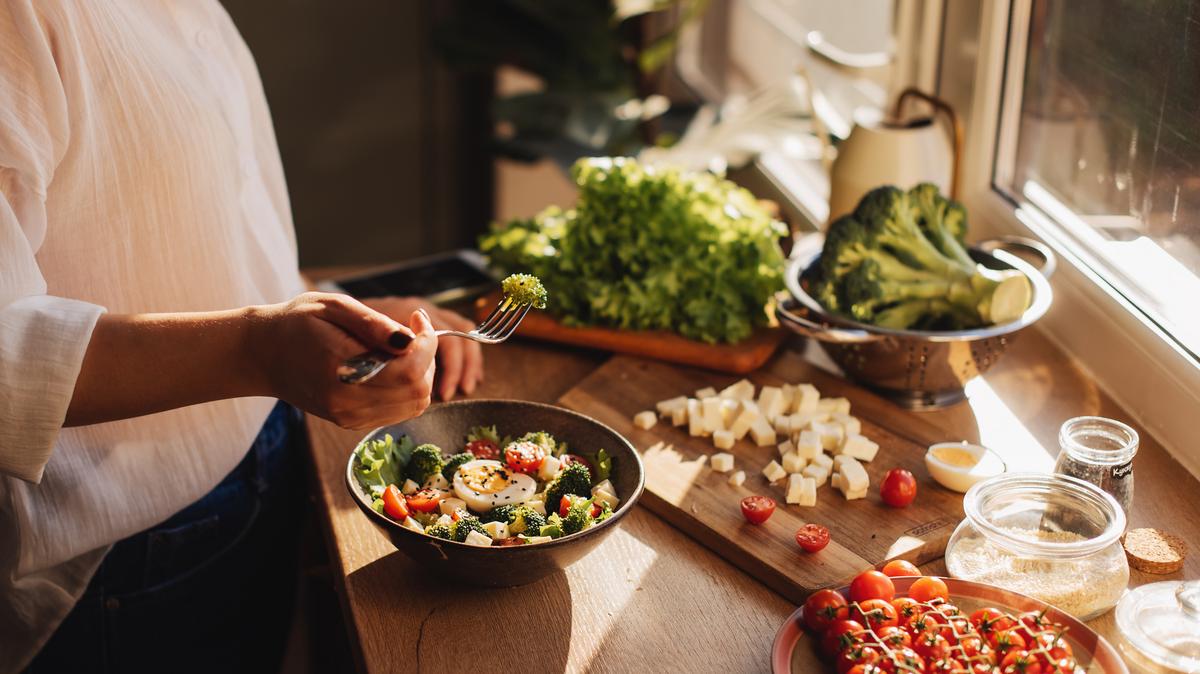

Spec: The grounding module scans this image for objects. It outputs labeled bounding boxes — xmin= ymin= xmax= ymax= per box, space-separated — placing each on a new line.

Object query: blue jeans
xmin=27 ymin=402 xmax=307 ymax=674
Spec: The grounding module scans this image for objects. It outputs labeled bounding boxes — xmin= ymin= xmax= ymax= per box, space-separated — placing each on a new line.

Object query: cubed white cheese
xmin=781 ymin=451 xmax=807 ymax=474
xmin=758 ymin=386 xmax=786 ymax=420
xmin=701 ymin=397 xmax=723 ymax=435
xmin=720 ymin=399 xmax=739 ymax=427
xmin=840 ymin=434 xmax=880 ymax=462
xmin=402 ymin=516 xmax=425 ymax=533
xmin=728 ymin=470 xmax=746 ymax=487
xmin=817 ymin=397 xmax=851 ymax=415
xmin=439 ymin=497 xmax=468 ymax=516
xmin=832 ymin=413 xmax=862 ymax=437
xmin=424 ymin=473 xmax=450 ymax=490
xmin=729 ymin=400 xmax=761 ymax=440
xmin=656 ymin=395 xmax=688 ymax=416
xmin=777 ymin=438 xmax=795 ymax=458
xmin=464 ymin=530 xmax=493 ymax=547
xmin=593 ymin=489 xmax=620 ymax=510
xmin=780 ymin=384 xmax=796 ymax=411
xmin=811 ymin=421 xmax=845 ymax=451
xmin=719 ymin=379 xmax=756 ymax=401
xmin=795 ymin=430 xmax=823 ymax=460
xmin=687 ymin=399 xmax=704 ymax=437
xmin=524 ymin=535 xmax=553 ymax=545
xmin=762 ymin=459 xmax=787 ymax=483
xmin=695 ymin=386 xmax=718 ymax=399
xmin=801 ymin=463 xmax=830 ymax=487
xmin=786 ymin=473 xmax=813 ymax=505
xmin=843 ymin=488 xmax=869 ymax=500
xmin=812 ymin=452 xmax=834 ymax=471
xmin=401 ymin=479 xmax=421 ymax=495
xmin=538 ymin=455 xmax=562 ymax=481
xmin=836 ymin=457 xmax=870 ymax=492
xmin=592 ymin=479 xmax=615 ymax=496
xmin=710 ymin=452 xmax=735 ymax=473
xmin=750 ymin=416 xmax=777 ymax=447
xmin=773 ymin=415 xmax=793 ymax=436
xmin=670 ymin=405 xmax=688 ymax=427
xmin=633 ymin=410 xmax=658 ymax=430
xmin=483 ymin=521 xmax=510 ymax=540
xmin=436 ymin=514 xmax=453 ymax=526
xmin=797 ymin=477 xmax=818 ymax=506
xmin=713 ymin=429 xmax=735 ymax=450
xmin=525 ymin=499 xmax=546 ymax=516
xmin=793 ymin=384 xmax=820 ymax=413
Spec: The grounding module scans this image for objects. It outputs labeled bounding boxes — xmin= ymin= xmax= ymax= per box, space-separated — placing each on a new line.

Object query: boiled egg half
xmin=452 ymin=459 xmax=538 ymax=512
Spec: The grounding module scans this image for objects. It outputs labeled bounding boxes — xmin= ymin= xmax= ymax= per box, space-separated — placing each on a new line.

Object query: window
xmin=993 ymin=0 xmax=1200 ymax=359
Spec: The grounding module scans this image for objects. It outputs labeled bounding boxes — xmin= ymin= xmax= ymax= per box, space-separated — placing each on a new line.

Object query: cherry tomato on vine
xmin=850 ymin=598 xmax=899 ymax=631
xmin=804 ymin=589 xmax=849 ymax=632
xmin=822 ymin=619 xmax=866 ymax=658
xmin=908 ymin=576 xmax=950 ymax=603
xmin=849 ymin=570 xmax=895 ymax=602
xmin=881 ymin=559 xmax=921 ymax=577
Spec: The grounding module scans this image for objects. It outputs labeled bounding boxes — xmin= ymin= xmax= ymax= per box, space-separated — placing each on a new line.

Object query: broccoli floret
xmin=544 ymin=461 xmax=592 ymax=513
xmin=562 ymin=497 xmax=596 ymax=535
xmin=539 ymin=513 xmax=565 ymax=538
xmin=481 ymin=503 xmax=546 ymax=534
xmin=517 ymin=431 xmax=559 ymax=456
xmin=481 ymin=504 xmax=516 ymax=524
xmin=812 ymin=185 xmax=1031 ymax=329
xmin=406 ymin=444 xmax=445 ymax=483
xmin=425 ymin=522 xmax=453 ymax=540
xmin=441 ymin=452 xmax=474 ymax=480
xmin=501 ymin=273 xmax=548 ymax=309
xmin=451 ymin=514 xmax=487 ymax=542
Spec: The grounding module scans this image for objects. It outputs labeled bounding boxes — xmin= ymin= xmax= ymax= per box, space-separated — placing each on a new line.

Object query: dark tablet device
xmin=318 ymin=249 xmax=496 ymax=305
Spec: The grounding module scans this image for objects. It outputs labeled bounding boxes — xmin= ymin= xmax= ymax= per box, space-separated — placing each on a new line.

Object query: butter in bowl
xmin=924 ymin=441 xmax=1006 ymax=492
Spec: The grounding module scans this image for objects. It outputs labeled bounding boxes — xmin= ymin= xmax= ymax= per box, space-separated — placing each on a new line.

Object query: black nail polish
xmin=389 ymin=331 xmax=412 ymax=349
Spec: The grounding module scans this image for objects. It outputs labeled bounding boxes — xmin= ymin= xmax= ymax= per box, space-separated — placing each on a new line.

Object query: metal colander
xmin=776 ymin=234 xmax=1055 ymax=409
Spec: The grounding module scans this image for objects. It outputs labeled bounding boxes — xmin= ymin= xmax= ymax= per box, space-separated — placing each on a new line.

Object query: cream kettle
xmin=826 ymin=88 xmax=962 ymax=223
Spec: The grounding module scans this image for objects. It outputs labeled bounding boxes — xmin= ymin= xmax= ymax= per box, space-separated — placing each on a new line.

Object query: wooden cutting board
xmin=557 ymin=351 xmax=966 ymax=604
xmin=475 ymin=294 xmax=786 ymax=374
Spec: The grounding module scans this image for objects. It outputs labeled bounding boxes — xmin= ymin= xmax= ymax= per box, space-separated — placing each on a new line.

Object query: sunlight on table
xmin=963 ymin=377 xmax=1055 ymax=472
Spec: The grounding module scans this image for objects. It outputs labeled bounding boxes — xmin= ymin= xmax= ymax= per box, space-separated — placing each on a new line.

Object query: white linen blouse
xmin=0 ymin=1 xmax=305 ymax=669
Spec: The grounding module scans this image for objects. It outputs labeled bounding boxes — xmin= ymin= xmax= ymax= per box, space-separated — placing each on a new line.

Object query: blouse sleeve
xmin=0 ymin=2 xmax=106 ymax=483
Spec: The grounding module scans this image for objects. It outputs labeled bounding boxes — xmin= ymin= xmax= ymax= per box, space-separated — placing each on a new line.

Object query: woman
xmin=0 ymin=2 xmax=482 ymax=671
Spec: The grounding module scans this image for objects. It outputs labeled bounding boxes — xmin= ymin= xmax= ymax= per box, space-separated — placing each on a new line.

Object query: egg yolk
xmin=932 ymin=446 xmax=980 ymax=468
xmin=460 ymin=464 xmax=512 ymax=494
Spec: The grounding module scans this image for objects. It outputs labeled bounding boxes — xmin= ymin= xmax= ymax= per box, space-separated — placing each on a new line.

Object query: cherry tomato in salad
xmin=796 ymin=524 xmax=831 ymax=552
xmin=740 ymin=495 xmax=776 ymax=525
xmin=1000 ymin=649 xmax=1044 ymax=674
xmin=822 ymin=619 xmax=865 ymax=658
xmin=804 ymin=589 xmax=849 ymax=632
xmin=880 ymin=468 xmax=917 ymax=508
xmin=504 ymin=440 xmax=545 ymax=474
xmin=495 ymin=537 xmax=526 ymax=546
xmin=849 ymin=570 xmax=895 ymax=603
xmin=560 ymin=454 xmax=593 ymax=475
xmin=381 ymin=484 xmax=409 ymax=521
xmin=405 ymin=487 xmax=443 ymax=513
xmin=850 ymin=599 xmax=899 ymax=631
xmin=465 ymin=438 xmax=500 ymax=460
xmin=908 ymin=576 xmax=949 ymax=603
xmin=880 ymin=559 xmax=921 ymax=577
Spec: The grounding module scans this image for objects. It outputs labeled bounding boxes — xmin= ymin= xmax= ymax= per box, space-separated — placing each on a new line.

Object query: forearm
xmin=64 ymin=308 xmax=270 ymax=426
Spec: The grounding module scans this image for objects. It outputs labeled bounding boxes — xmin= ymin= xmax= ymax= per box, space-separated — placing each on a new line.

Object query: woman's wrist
xmin=237 ymin=303 xmax=281 ymax=400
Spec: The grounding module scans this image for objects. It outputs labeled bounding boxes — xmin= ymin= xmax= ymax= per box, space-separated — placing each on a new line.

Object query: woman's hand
xmin=360 ymin=297 xmax=484 ymax=401
xmin=249 ymin=292 xmax=439 ymax=429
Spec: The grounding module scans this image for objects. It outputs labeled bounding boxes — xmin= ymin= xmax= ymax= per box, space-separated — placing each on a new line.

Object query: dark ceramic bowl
xmin=345 ymin=399 xmax=645 ymax=587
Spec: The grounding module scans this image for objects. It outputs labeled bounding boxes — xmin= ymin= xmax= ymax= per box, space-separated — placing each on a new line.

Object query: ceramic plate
xmin=771 ymin=576 xmax=1128 ymax=674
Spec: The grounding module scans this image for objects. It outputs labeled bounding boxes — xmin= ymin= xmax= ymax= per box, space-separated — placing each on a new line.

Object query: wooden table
xmin=304 ymin=328 xmax=1200 ymax=673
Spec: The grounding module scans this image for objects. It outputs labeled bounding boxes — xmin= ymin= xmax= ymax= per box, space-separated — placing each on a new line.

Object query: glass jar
xmin=1054 ymin=416 xmax=1138 ymax=515
xmin=945 ymin=473 xmax=1129 ymax=621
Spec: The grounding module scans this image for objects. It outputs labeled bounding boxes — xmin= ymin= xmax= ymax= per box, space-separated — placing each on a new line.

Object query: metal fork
xmin=336 ymin=299 xmax=533 ymax=384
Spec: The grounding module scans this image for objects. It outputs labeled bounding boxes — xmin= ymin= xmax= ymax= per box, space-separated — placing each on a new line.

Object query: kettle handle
xmin=893 ymin=88 xmax=963 ymax=200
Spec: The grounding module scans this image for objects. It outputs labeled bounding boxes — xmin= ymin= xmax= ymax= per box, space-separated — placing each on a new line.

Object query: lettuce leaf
xmin=353 ymin=433 xmax=415 ymax=497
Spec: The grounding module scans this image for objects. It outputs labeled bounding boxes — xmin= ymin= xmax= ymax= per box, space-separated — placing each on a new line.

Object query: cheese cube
xmin=795 ymin=430 xmax=823 ymax=460
xmin=791 ymin=411 xmax=829 ymax=432
xmin=710 ymin=452 xmax=735 ymax=473
xmin=781 ymin=451 xmax=807 ymax=474
xmin=483 ymin=521 xmax=510 ymax=540
xmin=780 ymin=384 xmax=797 ymax=410
xmin=762 ymin=460 xmax=787 ymax=484
xmin=793 ymin=384 xmax=820 ymax=413
xmin=424 ymin=473 xmax=450 ymax=490
xmin=843 ymin=488 xmax=869 ymax=500
xmin=687 ymin=399 xmax=704 ymax=437
xmin=832 ymin=413 xmax=861 ymax=437
xmin=773 ymin=415 xmax=792 ymax=436
xmin=701 ymin=397 xmax=723 ymax=435
xmin=836 ymin=457 xmax=870 ymax=492
xmin=840 ymin=434 xmax=880 ymax=462
xmin=464 ymin=530 xmax=493 ymax=547
xmin=719 ymin=379 xmax=756 ymax=401
xmin=728 ymin=470 xmax=746 ymax=487
xmin=670 ymin=405 xmax=688 ymax=427
xmin=831 ymin=454 xmax=858 ymax=472
xmin=401 ymin=478 xmax=421 ymax=495
xmin=729 ymin=401 xmax=761 ymax=440
xmin=786 ymin=473 xmax=818 ymax=506
xmin=721 ymin=399 xmax=739 ymax=427
xmin=402 ymin=516 xmax=426 ymax=533
xmin=749 ymin=416 xmax=777 ymax=447
xmin=524 ymin=535 xmax=552 ymax=545
xmin=812 ymin=452 xmax=834 ymax=471
xmin=439 ymin=497 xmax=468 ymax=516
xmin=633 ymin=410 xmax=658 ymax=430
xmin=758 ymin=386 xmax=786 ymax=420
xmin=593 ymin=489 xmax=620 ymax=510
xmin=656 ymin=395 xmax=688 ymax=416
xmin=801 ymin=463 xmax=829 ymax=487
xmin=538 ymin=455 xmax=562 ymax=481
xmin=695 ymin=386 xmax=718 ymax=399
xmin=713 ymin=429 xmax=735 ymax=450
xmin=818 ymin=397 xmax=851 ymax=415
xmin=777 ymin=438 xmax=795 ymax=458
xmin=811 ymin=421 xmax=845 ymax=451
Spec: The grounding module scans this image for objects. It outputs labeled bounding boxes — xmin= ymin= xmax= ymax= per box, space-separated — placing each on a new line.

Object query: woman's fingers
xmin=437 ymin=334 xmax=464 ymax=401
xmin=439 ymin=308 xmax=484 ymax=394
xmin=316 ymin=293 xmax=411 ymax=354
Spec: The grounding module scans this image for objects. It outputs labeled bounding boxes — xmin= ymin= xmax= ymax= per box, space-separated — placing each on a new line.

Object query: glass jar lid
xmin=1116 ymin=580 xmax=1200 ymax=671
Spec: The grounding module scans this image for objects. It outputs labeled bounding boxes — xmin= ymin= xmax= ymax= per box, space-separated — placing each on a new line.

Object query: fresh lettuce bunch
xmin=480 ymin=157 xmax=787 ymax=343
xmin=353 ymin=434 xmax=415 ymax=500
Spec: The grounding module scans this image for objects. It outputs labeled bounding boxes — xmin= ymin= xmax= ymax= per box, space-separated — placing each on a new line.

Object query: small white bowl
xmin=924 ymin=441 xmax=1007 ymax=493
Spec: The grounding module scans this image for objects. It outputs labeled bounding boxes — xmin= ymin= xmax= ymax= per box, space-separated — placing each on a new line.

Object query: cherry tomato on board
xmin=804 ymin=589 xmax=849 ymax=632
xmin=908 ymin=576 xmax=950 ymax=603
xmin=465 ymin=438 xmax=500 ymax=460
xmin=881 ymin=559 xmax=921 ymax=577
xmin=405 ymin=487 xmax=443 ymax=513
xmin=504 ymin=440 xmax=545 ymax=474
xmin=880 ymin=468 xmax=918 ymax=508
xmin=796 ymin=523 xmax=831 ymax=552
xmin=381 ymin=484 xmax=410 ymax=521
xmin=849 ymin=570 xmax=896 ymax=603
xmin=740 ymin=495 xmax=776 ymax=525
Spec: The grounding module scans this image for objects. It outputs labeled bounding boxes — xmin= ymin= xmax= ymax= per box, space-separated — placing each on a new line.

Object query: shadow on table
xmin=347 ymin=552 xmax=572 ymax=674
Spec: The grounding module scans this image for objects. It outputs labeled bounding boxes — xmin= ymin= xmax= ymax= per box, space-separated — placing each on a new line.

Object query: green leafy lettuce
xmin=479 ymin=157 xmax=787 ymax=344
xmin=353 ymin=434 xmax=415 ymax=503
